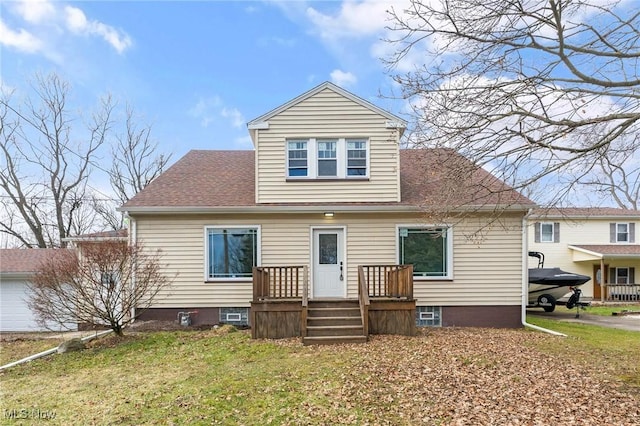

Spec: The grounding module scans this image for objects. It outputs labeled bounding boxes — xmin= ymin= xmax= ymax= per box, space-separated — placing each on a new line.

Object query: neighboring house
xmin=120 ymin=82 xmax=535 ymax=340
xmin=528 ymin=208 xmax=640 ymax=301
xmin=0 ymin=248 xmax=78 ymax=332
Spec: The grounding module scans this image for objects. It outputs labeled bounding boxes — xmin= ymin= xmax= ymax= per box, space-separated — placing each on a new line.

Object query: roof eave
xmin=246 ymin=81 xmax=407 ymax=128
xmin=120 ymin=203 xmax=533 ymax=215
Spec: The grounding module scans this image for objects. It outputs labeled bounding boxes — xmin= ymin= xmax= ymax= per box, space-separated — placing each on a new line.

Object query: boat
xmin=528 ymin=252 xmax=590 ymax=312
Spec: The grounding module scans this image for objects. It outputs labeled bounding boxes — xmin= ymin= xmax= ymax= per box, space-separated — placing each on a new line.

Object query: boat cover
xmin=529 ymin=267 xmax=590 ymax=286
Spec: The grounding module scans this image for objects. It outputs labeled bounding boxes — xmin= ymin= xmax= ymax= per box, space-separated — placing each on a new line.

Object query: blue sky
xmin=1 ymin=0 xmax=405 ymax=161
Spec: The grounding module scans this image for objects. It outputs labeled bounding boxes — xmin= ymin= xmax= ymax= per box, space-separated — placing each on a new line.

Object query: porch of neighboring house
xmin=250 ymin=265 xmax=416 ymax=345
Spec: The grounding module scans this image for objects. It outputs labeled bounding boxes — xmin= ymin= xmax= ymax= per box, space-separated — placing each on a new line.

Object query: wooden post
xmin=601 ymin=258 xmax=605 ymax=303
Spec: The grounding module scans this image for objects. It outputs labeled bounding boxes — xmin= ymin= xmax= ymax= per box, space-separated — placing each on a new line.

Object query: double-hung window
xmin=287 ymin=141 xmax=308 ymax=177
xmin=398 ymin=226 xmax=453 ymax=279
xmin=615 ymin=267 xmax=629 ymax=284
xmin=610 ymin=222 xmax=636 ymax=243
xmin=206 ymin=227 xmax=259 ymax=280
xmin=317 ymin=140 xmax=337 ymax=177
xmin=535 ymin=222 xmax=559 ymax=243
xmin=347 ymin=140 xmax=367 ymax=176
xmin=540 ymin=223 xmax=554 ymax=243
xmin=286 ymin=138 xmax=368 ymax=179
xmin=617 ymin=223 xmax=629 ymax=242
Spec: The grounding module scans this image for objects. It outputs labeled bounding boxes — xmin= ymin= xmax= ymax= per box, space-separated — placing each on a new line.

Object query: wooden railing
xmin=301 ymin=268 xmax=309 ymax=337
xmin=604 ymin=284 xmax=640 ymax=302
xmin=357 ymin=266 xmax=371 ymax=337
xmin=252 ymin=266 xmax=308 ymax=302
xmin=359 ymin=265 xmax=414 ymax=298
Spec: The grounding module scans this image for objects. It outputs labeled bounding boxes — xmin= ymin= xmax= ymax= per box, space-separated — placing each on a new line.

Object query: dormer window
xmin=347 ymin=140 xmax=367 ymax=176
xmin=287 ymin=141 xmax=308 ymax=177
xmin=286 ymin=138 xmax=369 ymax=179
xmin=317 ymin=140 xmax=337 ymax=177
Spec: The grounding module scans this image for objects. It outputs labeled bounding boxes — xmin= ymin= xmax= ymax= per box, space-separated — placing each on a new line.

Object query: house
xmin=120 ymin=82 xmax=535 ymax=342
xmin=0 ymin=248 xmax=78 ymax=332
xmin=528 ymin=208 xmax=640 ymax=302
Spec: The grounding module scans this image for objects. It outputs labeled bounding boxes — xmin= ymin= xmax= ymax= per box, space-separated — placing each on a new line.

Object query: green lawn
xmin=580 ymin=303 xmax=640 ymax=316
xmin=1 ymin=324 xmax=639 ymax=425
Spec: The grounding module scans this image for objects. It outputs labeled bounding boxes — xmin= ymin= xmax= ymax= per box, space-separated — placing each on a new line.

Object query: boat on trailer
xmin=528 ymin=252 xmax=590 ymax=312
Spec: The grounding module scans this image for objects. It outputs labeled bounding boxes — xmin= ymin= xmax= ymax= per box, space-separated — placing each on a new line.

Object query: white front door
xmin=313 ymin=228 xmax=345 ymax=298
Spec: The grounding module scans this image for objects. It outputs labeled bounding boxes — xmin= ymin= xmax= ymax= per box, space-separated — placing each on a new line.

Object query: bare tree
xmin=0 ymin=72 xmax=172 ymax=248
xmin=386 ymin=0 xmax=639 ymax=208
xmin=28 ymin=240 xmax=174 ymax=336
xmin=0 ymin=73 xmax=113 ymax=248
xmin=111 ymin=106 xmax=170 ymax=204
xmin=579 ymin=153 xmax=639 ymax=209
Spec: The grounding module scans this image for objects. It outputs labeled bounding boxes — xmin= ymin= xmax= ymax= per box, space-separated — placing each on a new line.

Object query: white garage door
xmin=0 ymin=280 xmax=76 ymax=332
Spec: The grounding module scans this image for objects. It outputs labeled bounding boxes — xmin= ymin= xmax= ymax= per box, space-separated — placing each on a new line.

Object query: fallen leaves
xmin=299 ymin=328 xmax=640 ymax=425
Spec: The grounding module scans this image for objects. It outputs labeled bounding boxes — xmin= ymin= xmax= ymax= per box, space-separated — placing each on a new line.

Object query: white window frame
xmin=285 ymin=138 xmax=369 ymax=179
xmin=317 ymin=139 xmax=338 ymax=177
xmin=396 ymin=224 xmax=453 ymax=280
xmin=286 ymin=140 xmax=308 ymax=177
xmin=346 ymin=139 xmax=368 ymax=177
xmin=616 ymin=223 xmax=629 ymax=243
xmin=540 ymin=222 xmax=555 ymax=243
xmin=204 ymin=225 xmax=261 ymax=281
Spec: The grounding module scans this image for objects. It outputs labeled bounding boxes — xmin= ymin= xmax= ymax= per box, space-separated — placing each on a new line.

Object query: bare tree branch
xmin=28 ymin=241 xmax=174 ymax=336
xmin=110 ymin=106 xmax=171 ymax=204
xmin=0 ymin=73 xmax=114 ymax=247
xmin=0 ymin=72 xmax=172 ymax=247
xmin=385 ymin=0 xmax=639 ymax=208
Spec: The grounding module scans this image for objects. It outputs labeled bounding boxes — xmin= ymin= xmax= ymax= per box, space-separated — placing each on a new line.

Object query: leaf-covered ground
xmin=1 ymin=326 xmax=639 ymax=425
xmin=320 ymin=329 xmax=640 ymax=425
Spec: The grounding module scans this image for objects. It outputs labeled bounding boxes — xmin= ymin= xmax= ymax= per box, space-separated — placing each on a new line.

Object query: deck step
xmin=302 ymin=335 xmax=368 ymax=346
xmin=307 ymin=307 xmax=361 ymax=317
xmin=303 ymin=299 xmax=367 ymax=345
xmin=306 ymin=325 xmax=364 ymax=337
xmin=307 ymin=316 xmax=363 ymax=326
xmin=307 ymin=300 xmax=359 ymax=309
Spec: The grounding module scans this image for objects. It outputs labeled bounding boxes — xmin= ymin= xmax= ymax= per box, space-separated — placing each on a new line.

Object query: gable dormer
xmin=247 ymin=82 xmax=406 ymax=204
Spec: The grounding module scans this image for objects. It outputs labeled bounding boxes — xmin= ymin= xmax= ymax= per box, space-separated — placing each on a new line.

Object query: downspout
xmin=521 ymin=209 xmax=566 ymax=336
xmin=0 ymin=329 xmax=113 ymax=371
xmin=128 ymin=215 xmax=137 ymax=325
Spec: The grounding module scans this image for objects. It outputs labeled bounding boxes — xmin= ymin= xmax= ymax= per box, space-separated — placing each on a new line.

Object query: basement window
xmin=220 ymin=308 xmax=249 ymax=326
xmin=416 ymin=306 xmax=441 ymax=327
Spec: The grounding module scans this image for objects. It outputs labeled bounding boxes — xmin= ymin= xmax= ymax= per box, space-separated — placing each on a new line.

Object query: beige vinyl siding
xmin=256 ymin=88 xmax=401 ymax=203
xmin=134 ymin=212 xmax=524 ymax=308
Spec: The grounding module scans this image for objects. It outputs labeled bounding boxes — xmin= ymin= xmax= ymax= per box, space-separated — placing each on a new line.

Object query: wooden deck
xmin=250 ymin=265 xmax=416 ymax=341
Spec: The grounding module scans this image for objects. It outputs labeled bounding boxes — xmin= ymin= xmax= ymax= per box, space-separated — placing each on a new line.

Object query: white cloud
xmin=306 ymin=0 xmax=396 ymax=41
xmin=0 ymin=19 xmax=42 ymax=53
xmin=188 ymin=97 xmax=246 ymax=130
xmin=64 ymin=6 xmax=132 ymax=54
xmin=188 ymin=96 xmax=222 ymax=128
xmin=330 ymin=69 xmax=357 ymax=87
xmin=13 ymin=0 xmax=56 ymax=24
xmin=221 ymin=107 xmax=245 ymax=129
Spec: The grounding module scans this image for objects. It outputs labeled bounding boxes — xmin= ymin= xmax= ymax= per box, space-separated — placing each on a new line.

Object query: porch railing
xmin=359 ymin=264 xmax=414 ymax=298
xmin=252 ymin=266 xmax=308 ymax=302
xmin=357 ymin=266 xmax=370 ymax=337
xmin=603 ymin=284 xmax=640 ymax=302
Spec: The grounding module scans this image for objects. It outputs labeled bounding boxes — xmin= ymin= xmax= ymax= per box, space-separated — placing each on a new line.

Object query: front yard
xmin=1 ymin=321 xmax=639 ymax=425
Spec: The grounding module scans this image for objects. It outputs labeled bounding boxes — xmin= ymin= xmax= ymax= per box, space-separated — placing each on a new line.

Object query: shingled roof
xmin=0 ymin=249 xmax=72 ymax=276
xmin=531 ymin=207 xmax=639 ymax=219
xmin=121 ymin=149 xmax=533 ymax=212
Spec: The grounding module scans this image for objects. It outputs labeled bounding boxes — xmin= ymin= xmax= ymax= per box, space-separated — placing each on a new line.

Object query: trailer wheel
xmin=538 ymin=294 xmax=556 ymax=313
